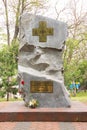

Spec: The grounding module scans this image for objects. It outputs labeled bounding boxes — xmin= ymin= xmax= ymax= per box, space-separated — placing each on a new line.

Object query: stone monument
xmin=18 ymin=13 xmax=71 ymax=107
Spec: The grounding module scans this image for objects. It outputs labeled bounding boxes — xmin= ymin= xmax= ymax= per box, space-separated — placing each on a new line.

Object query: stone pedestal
xmin=0 ymin=101 xmax=87 ymax=121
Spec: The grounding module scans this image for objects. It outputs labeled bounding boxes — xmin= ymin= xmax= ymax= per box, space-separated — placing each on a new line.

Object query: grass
xmin=71 ymin=91 xmax=87 ymax=103
xmin=0 ymin=98 xmax=22 ymax=102
xmin=0 ymin=91 xmax=87 ymax=103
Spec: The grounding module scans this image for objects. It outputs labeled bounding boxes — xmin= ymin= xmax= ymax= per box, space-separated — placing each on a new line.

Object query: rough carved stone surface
xmin=19 ymin=13 xmax=67 ymax=49
xmin=18 ymin=13 xmax=71 ymax=107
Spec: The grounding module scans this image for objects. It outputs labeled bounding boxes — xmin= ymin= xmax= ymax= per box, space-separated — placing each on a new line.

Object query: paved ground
xmin=0 ymin=122 xmax=87 ymax=130
xmin=0 ymin=101 xmax=87 ymax=130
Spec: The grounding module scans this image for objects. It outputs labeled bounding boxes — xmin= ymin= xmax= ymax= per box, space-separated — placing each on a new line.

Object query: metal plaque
xmin=32 ymin=21 xmax=54 ymax=42
xmin=30 ymin=81 xmax=53 ymax=93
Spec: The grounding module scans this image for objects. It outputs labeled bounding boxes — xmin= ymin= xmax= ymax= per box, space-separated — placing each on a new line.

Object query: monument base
xmin=18 ymin=66 xmax=71 ymax=108
xmin=0 ymin=101 xmax=87 ymax=122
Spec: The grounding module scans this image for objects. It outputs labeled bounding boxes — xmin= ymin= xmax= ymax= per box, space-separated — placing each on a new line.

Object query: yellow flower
xmin=29 ymin=99 xmax=39 ymax=108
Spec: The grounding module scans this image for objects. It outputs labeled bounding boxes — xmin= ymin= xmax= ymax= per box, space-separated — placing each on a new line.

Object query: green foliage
xmin=64 ymin=36 xmax=87 ymax=88
xmin=64 ymin=59 xmax=87 ymax=87
xmin=0 ymin=91 xmax=5 ymax=98
xmin=0 ymin=40 xmax=19 ymax=100
xmin=11 ymin=87 xmax=18 ymax=95
xmin=0 ymin=42 xmax=18 ymax=76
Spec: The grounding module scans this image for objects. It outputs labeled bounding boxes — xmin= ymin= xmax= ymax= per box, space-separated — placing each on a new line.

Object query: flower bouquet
xmin=29 ymin=99 xmax=39 ymax=108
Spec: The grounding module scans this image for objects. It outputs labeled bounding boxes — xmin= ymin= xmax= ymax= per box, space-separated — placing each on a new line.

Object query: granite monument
xmin=18 ymin=13 xmax=71 ymax=107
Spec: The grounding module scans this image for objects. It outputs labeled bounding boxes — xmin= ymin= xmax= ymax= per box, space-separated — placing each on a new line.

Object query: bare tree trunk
xmin=12 ymin=0 xmax=26 ymax=43
xmin=2 ymin=0 xmax=10 ymax=46
xmin=22 ymin=0 xmax=25 ymax=13
xmin=7 ymin=92 xmax=9 ymax=101
xmin=12 ymin=0 xmax=21 ymax=42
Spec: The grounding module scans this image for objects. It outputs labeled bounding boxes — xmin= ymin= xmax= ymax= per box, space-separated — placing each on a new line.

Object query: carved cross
xmin=32 ymin=21 xmax=54 ymax=42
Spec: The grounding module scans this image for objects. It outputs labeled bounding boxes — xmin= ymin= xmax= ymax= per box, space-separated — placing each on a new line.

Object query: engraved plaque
xmin=30 ymin=81 xmax=53 ymax=93
xmin=32 ymin=21 xmax=54 ymax=42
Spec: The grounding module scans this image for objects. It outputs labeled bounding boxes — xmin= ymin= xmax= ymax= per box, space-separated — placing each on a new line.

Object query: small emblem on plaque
xmin=30 ymin=81 xmax=53 ymax=93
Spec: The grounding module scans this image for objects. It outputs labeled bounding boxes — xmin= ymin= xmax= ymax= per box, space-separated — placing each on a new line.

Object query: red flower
xmin=21 ymin=80 xmax=25 ymax=85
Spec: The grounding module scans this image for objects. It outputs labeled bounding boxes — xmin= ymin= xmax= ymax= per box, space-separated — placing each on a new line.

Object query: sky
xmin=45 ymin=0 xmax=87 ymax=20
xmin=0 ymin=0 xmax=87 ymax=19
xmin=0 ymin=0 xmax=87 ymax=43
xmin=0 ymin=0 xmax=87 ymax=26
xmin=0 ymin=0 xmax=70 ymax=34
xmin=45 ymin=0 xmax=70 ymax=18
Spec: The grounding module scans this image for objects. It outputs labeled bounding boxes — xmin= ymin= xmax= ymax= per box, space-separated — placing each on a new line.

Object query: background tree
xmin=2 ymin=0 xmax=48 ymax=44
xmin=2 ymin=0 xmax=10 ymax=45
xmin=0 ymin=0 xmax=48 ymax=100
xmin=0 ymin=0 xmax=87 ymax=93
xmin=55 ymin=0 xmax=87 ymax=88
xmin=0 ymin=41 xmax=19 ymax=101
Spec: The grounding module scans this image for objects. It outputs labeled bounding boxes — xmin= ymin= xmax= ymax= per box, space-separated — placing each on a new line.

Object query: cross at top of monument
xmin=32 ymin=21 xmax=54 ymax=42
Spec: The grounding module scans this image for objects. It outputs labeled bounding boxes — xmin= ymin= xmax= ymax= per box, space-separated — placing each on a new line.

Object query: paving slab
xmin=0 ymin=122 xmax=87 ymax=130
